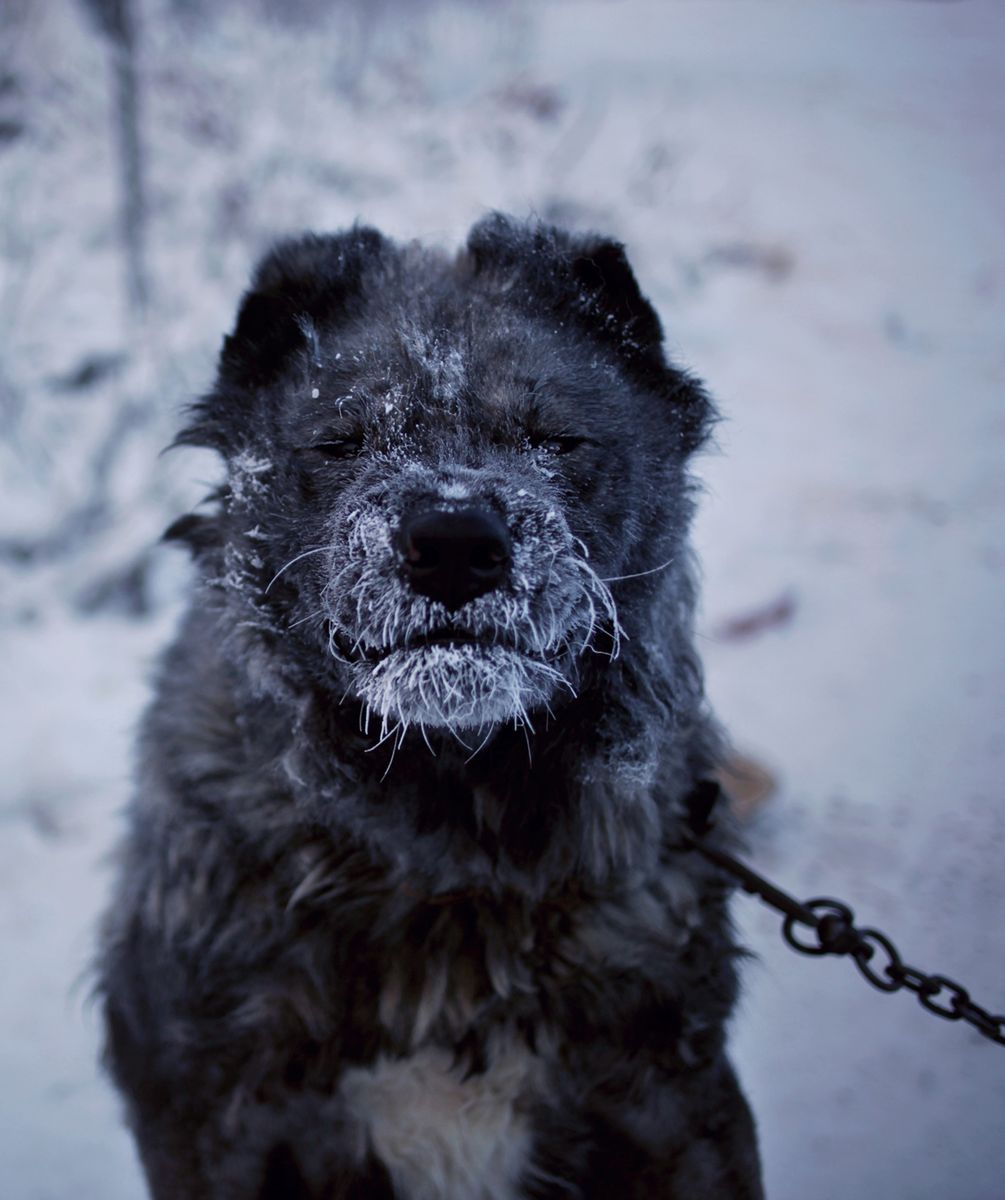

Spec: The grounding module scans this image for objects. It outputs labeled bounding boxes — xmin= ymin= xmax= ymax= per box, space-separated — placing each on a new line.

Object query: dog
xmin=98 ymin=214 xmax=764 ymax=1199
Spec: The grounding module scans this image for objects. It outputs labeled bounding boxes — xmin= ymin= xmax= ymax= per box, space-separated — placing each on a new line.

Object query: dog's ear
xmin=221 ymin=227 xmax=388 ymax=388
xmin=178 ymin=227 xmax=388 ymax=452
xmin=467 ymin=214 xmax=712 ymax=452
xmin=466 ymin=213 xmax=664 ymax=362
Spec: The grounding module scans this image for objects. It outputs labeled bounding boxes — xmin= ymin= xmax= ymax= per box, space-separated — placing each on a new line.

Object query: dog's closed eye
xmin=301 ymin=438 xmax=364 ymax=461
xmin=530 ymin=434 xmax=593 ymax=456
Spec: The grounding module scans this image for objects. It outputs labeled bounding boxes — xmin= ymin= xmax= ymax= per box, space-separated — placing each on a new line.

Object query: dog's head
xmin=174 ymin=215 xmax=712 ymax=740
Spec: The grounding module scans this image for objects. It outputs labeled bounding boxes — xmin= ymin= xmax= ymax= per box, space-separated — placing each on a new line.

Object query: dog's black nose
xmin=398 ymin=507 xmax=511 ymax=611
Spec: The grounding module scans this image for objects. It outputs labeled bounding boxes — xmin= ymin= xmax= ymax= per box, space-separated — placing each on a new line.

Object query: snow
xmin=1 ymin=1 xmax=1003 ymax=1197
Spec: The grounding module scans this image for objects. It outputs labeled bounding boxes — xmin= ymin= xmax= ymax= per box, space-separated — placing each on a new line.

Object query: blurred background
xmin=1 ymin=0 xmax=1003 ymax=1196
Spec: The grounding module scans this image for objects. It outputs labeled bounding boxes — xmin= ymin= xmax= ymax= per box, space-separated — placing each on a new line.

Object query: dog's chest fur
xmin=267 ymin=844 xmax=700 ymax=1190
xmin=282 ymin=844 xmax=702 ymax=1057
xmin=282 ymin=858 xmax=702 ymax=1197
xmin=341 ymin=1044 xmax=537 ymax=1200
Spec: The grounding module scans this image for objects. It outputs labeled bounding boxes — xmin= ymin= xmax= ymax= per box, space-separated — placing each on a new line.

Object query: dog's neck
xmin=269 ymin=632 xmax=716 ymax=896
xmin=172 ymin=569 xmax=718 ymax=894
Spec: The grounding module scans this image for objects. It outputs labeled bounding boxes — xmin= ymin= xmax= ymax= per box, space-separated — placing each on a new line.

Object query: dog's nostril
xmin=398 ymin=507 xmax=511 ymax=610
xmin=470 ymin=542 xmax=508 ymax=574
xmin=406 ymin=538 xmax=441 ymax=570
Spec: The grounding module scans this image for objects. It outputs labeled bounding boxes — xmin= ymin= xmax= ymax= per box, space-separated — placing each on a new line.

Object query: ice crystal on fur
xmin=355 ymin=645 xmax=570 ymax=733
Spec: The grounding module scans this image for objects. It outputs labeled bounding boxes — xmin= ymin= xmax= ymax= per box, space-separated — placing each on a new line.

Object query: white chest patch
xmin=340 ymin=1043 xmax=538 ymax=1200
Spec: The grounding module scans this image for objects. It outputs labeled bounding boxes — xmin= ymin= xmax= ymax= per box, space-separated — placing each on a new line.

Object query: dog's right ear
xmin=177 ymin=227 xmax=388 ymax=452
xmin=221 ymin=227 xmax=388 ymax=389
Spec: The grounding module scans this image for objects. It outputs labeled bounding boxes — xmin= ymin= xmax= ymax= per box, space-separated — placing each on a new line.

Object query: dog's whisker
xmin=601 ymin=555 xmax=676 ymax=584
xmin=287 ymin=607 xmax=326 ymax=630
xmin=264 ymin=545 xmax=334 ymax=594
xmin=419 ymin=722 xmax=437 ymax=758
xmin=463 ymin=723 xmax=496 ymax=765
xmin=587 ymin=574 xmax=624 ymax=660
xmin=377 ymin=720 xmax=409 ymax=780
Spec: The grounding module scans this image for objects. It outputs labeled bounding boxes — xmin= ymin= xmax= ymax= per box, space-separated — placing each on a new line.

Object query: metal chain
xmin=681 ymin=780 xmax=1005 ymax=1048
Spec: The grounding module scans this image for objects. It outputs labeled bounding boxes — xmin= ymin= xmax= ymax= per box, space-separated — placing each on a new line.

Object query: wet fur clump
xmin=98 ymin=215 xmax=764 ymax=1199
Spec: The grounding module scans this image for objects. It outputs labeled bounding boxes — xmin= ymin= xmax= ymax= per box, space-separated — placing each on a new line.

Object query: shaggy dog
xmin=98 ymin=215 xmax=764 ymax=1199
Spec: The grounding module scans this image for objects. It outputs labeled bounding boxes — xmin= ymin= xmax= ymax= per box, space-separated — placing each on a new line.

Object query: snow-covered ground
xmin=1 ymin=1 xmax=1003 ymax=1196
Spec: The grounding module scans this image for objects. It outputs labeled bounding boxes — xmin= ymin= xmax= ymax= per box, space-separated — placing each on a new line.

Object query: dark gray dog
xmin=98 ymin=215 xmax=763 ymax=1199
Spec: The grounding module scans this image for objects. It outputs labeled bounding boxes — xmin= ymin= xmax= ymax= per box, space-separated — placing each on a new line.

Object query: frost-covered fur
xmin=326 ymin=484 xmax=617 ymax=739
xmin=98 ymin=215 xmax=763 ymax=1199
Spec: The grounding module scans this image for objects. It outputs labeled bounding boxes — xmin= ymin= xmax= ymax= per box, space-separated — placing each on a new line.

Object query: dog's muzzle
xmin=322 ymin=492 xmax=612 ymax=734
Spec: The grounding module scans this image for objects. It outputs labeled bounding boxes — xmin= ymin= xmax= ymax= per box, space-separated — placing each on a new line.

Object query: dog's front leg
xmin=125 ymin=1094 xmax=395 ymax=1200
xmin=103 ymin=1002 xmax=386 ymax=1200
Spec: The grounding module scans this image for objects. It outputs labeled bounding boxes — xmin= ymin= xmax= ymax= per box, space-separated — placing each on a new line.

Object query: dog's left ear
xmin=467 ymin=213 xmax=664 ymax=359
xmin=467 ymin=214 xmax=712 ymax=451
xmin=566 ymin=238 xmax=666 ymax=362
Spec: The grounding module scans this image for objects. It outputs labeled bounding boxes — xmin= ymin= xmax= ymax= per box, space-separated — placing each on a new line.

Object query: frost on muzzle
xmin=322 ymin=484 xmax=621 ymax=738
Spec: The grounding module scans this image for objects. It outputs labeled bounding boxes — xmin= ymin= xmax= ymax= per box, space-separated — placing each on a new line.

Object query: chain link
xmin=682 ymin=782 xmax=1005 ymax=1048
